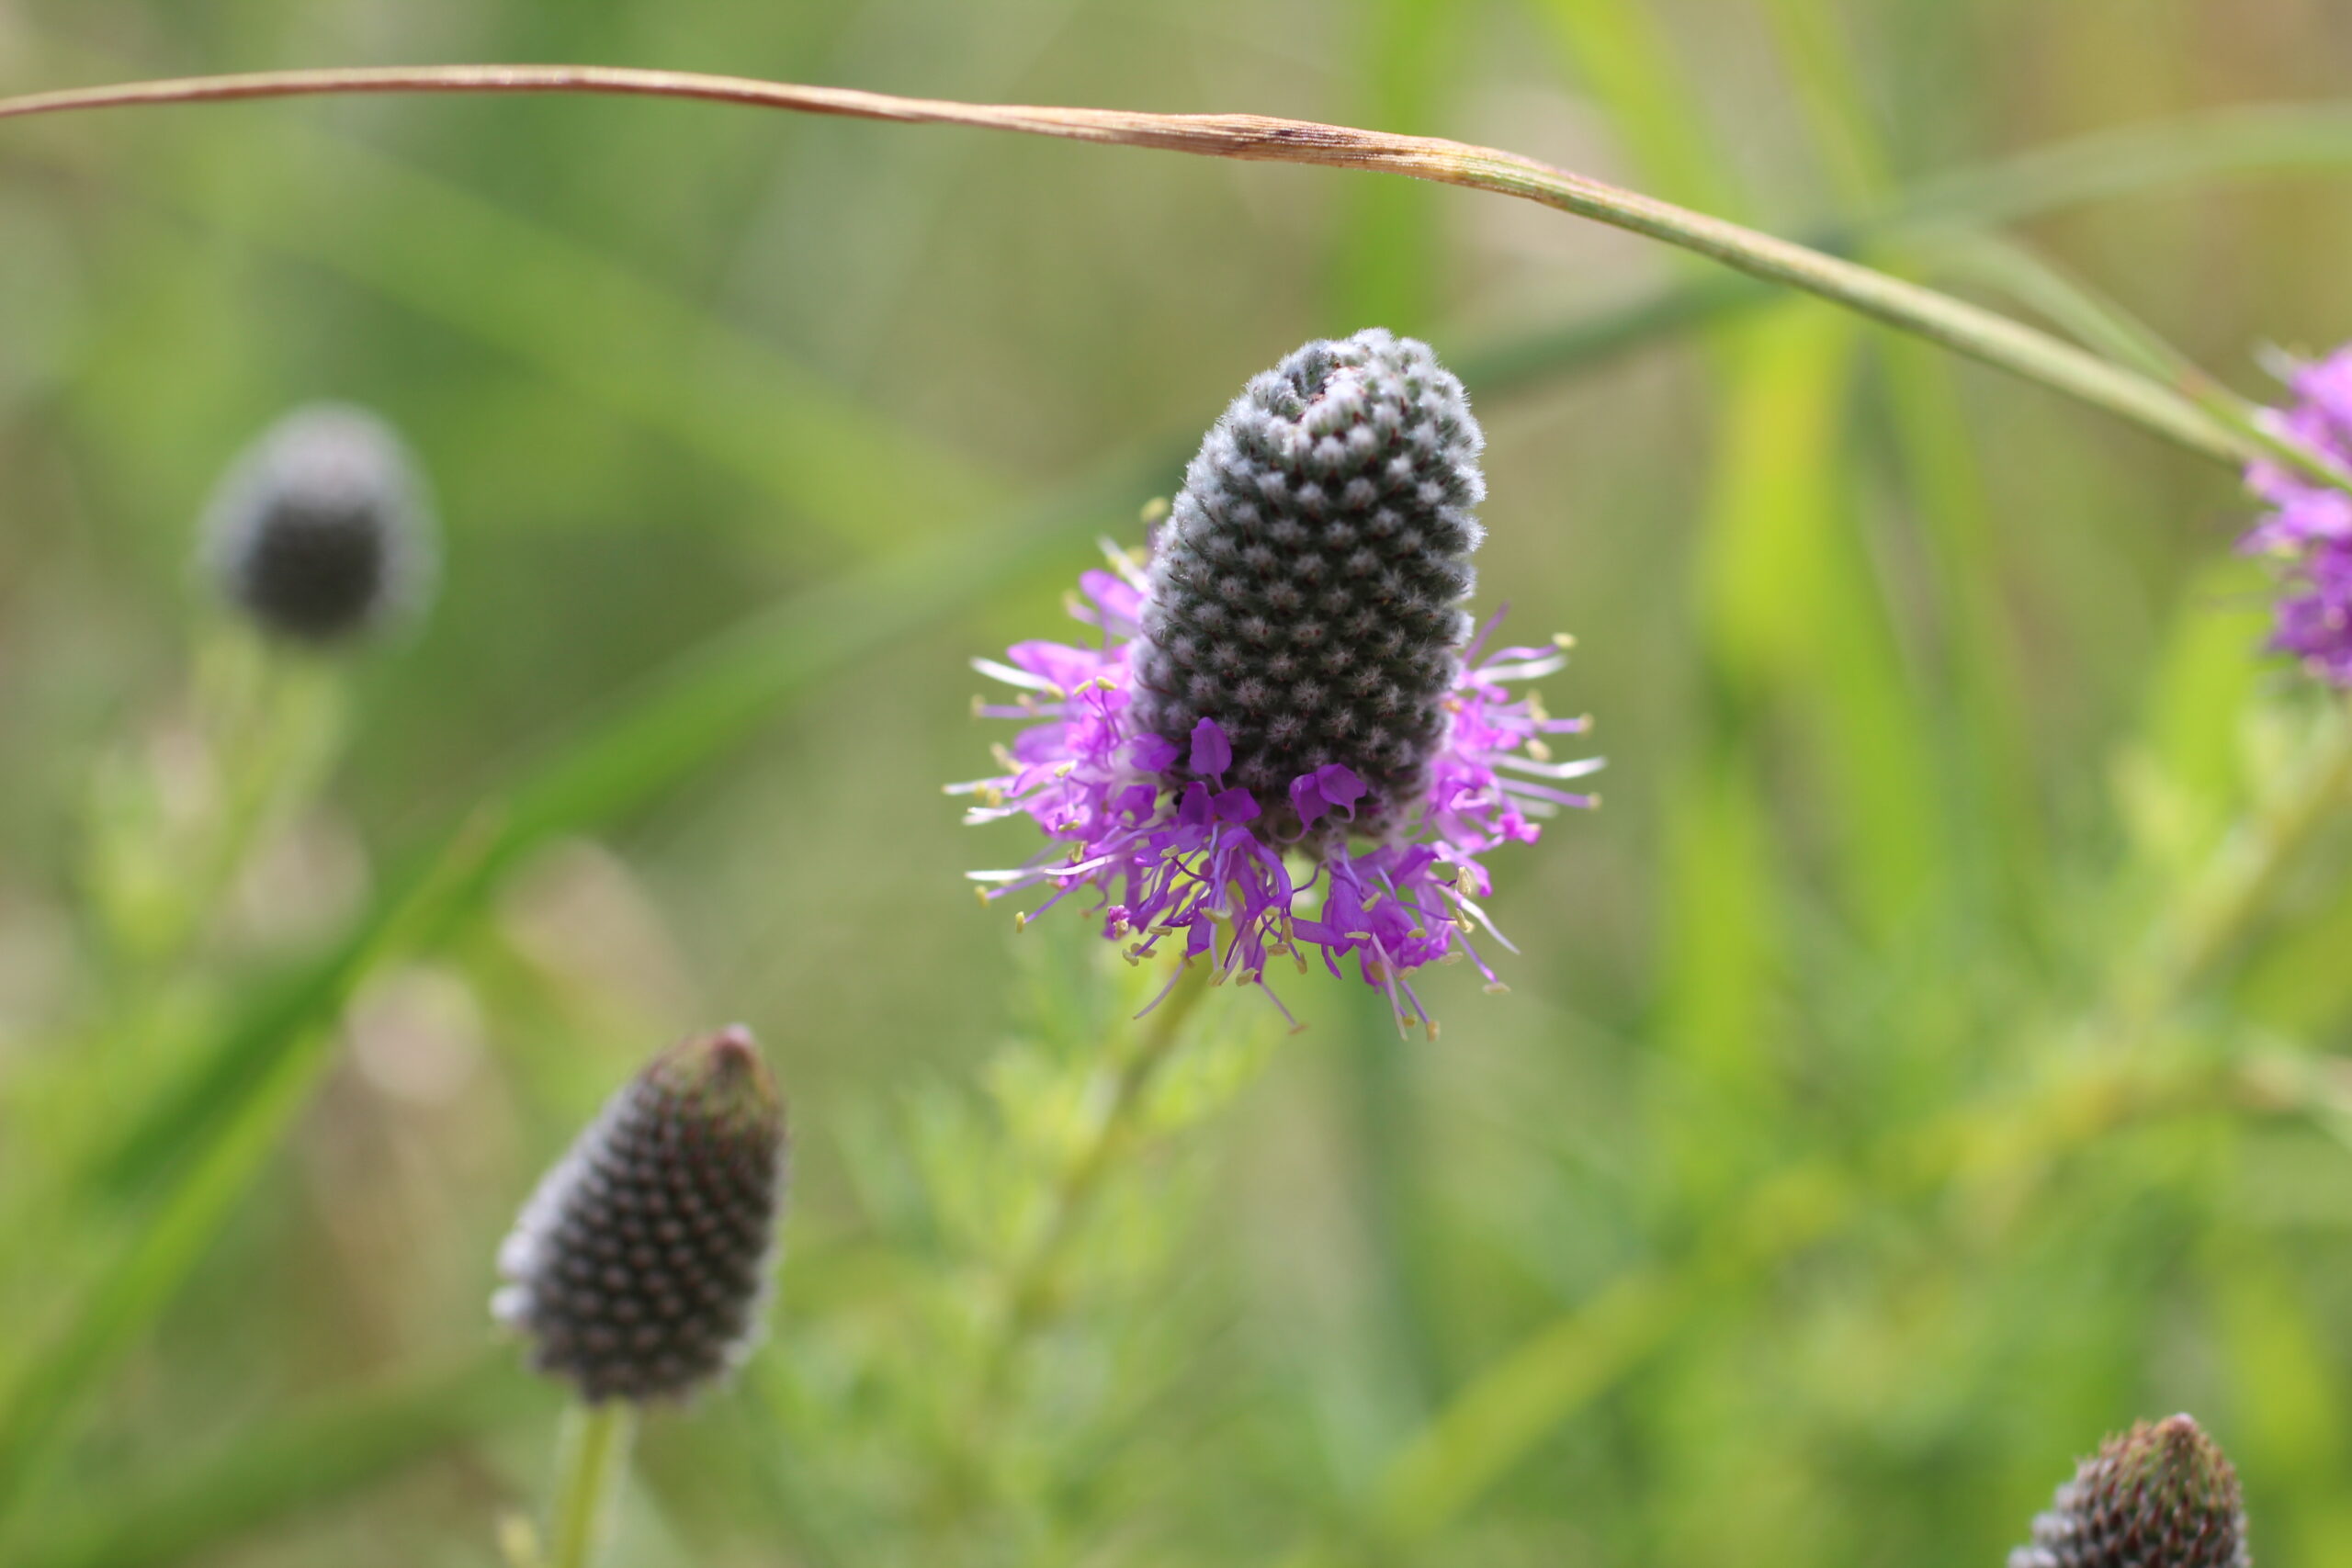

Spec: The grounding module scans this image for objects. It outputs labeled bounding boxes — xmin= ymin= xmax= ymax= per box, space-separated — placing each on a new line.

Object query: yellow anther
xmin=1552 ymin=632 xmax=1577 ymax=649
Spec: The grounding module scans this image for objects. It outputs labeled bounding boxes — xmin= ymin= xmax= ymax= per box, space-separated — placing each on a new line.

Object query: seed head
xmin=493 ymin=1026 xmax=788 ymax=1404
xmin=200 ymin=403 xmax=435 ymax=644
xmin=2010 ymin=1416 xmax=2251 ymax=1568
xmin=1133 ymin=328 xmax=1484 ymax=840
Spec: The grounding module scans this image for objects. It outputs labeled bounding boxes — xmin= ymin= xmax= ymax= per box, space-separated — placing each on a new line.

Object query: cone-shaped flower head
xmin=2009 ymin=1416 xmax=2251 ymax=1568
xmin=2242 ymin=346 xmax=2352 ymax=682
xmin=954 ymin=330 xmax=1600 ymax=1032
xmin=200 ymin=402 xmax=436 ymax=644
xmin=1135 ymin=331 xmax=1482 ymax=840
xmin=493 ymin=1026 xmax=788 ymax=1404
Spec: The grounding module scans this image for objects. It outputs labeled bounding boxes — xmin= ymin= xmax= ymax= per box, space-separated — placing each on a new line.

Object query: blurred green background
xmin=6 ymin=0 xmax=2352 ymax=1563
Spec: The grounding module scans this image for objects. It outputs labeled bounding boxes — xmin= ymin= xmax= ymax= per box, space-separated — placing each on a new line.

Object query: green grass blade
xmin=14 ymin=1356 xmax=535 ymax=1568
xmin=1764 ymin=0 xmax=2052 ymax=941
xmin=1893 ymin=101 xmax=2352 ymax=231
xmin=1469 ymin=102 xmax=2352 ymax=401
xmin=1526 ymin=0 xmax=1746 ymax=217
xmin=1327 ymin=0 xmax=1456 ymax=336
xmin=0 ymin=1035 xmax=324 ymax=1526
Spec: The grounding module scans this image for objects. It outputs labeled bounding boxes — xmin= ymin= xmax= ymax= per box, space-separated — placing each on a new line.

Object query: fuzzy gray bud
xmin=2011 ymin=1416 xmax=2251 ymax=1568
xmin=1132 ymin=329 xmax=1485 ymax=840
xmin=494 ymin=1026 xmax=788 ymax=1404
xmin=200 ymin=403 xmax=435 ymax=644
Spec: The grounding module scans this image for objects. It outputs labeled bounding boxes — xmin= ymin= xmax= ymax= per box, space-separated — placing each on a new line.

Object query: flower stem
xmin=981 ymin=960 xmax=1210 ymax=1392
xmin=542 ymin=1401 xmax=634 ymax=1568
xmin=0 ymin=63 xmax=2283 ymax=472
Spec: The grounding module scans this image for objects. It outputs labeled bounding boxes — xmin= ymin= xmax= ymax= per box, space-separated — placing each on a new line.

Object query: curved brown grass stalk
xmin=0 ymin=63 xmax=2252 ymax=467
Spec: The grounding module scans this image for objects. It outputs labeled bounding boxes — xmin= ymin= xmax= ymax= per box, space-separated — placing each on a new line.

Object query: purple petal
xmin=1129 ymin=733 xmax=1181 ymax=773
xmin=1288 ymin=773 xmax=1330 ymax=828
xmin=1212 ymin=786 xmax=1261 ymax=823
xmin=1312 ymin=763 xmax=1365 ymax=812
xmin=1183 ymin=916 xmax=1216 ymax=958
xmin=1005 ymin=639 xmax=1104 ymax=694
xmin=1189 ymin=717 xmax=1231 ymax=778
xmin=1078 ymin=569 xmax=1145 ymax=622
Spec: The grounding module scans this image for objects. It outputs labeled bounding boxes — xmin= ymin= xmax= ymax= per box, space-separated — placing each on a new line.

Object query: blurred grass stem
xmin=541 ymin=1402 xmax=634 ymax=1568
xmin=0 ymin=63 xmax=2288 ymax=474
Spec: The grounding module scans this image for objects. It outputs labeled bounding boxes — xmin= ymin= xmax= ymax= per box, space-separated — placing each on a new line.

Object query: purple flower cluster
xmin=952 ymin=548 xmax=1597 ymax=1033
xmin=2245 ymin=347 xmax=2352 ymax=682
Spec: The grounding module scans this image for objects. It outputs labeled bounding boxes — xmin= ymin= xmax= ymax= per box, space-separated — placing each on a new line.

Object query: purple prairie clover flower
xmin=2243 ymin=344 xmax=2352 ymax=682
xmin=950 ymin=330 xmax=1600 ymax=1034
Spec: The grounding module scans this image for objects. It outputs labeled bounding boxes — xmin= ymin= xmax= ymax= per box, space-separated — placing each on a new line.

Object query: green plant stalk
xmin=542 ymin=1402 xmax=635 ymax=1568
xmin=981 ymin=960 xmax=1211 ymax=1393
xmin=0 ymin=64 xmax=2282 ymax=473
xmin=1933 ymin=230 xmax=2352 ymax=493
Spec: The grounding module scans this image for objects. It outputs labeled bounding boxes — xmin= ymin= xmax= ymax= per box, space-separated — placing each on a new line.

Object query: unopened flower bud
xmin=493 ymin=1026 xmax=788 ymax=1404
xmin=200 ymin=403 xmax=435 ymax=644
xmin=2010 ymin=1415 xmax=2251 ymax=1568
